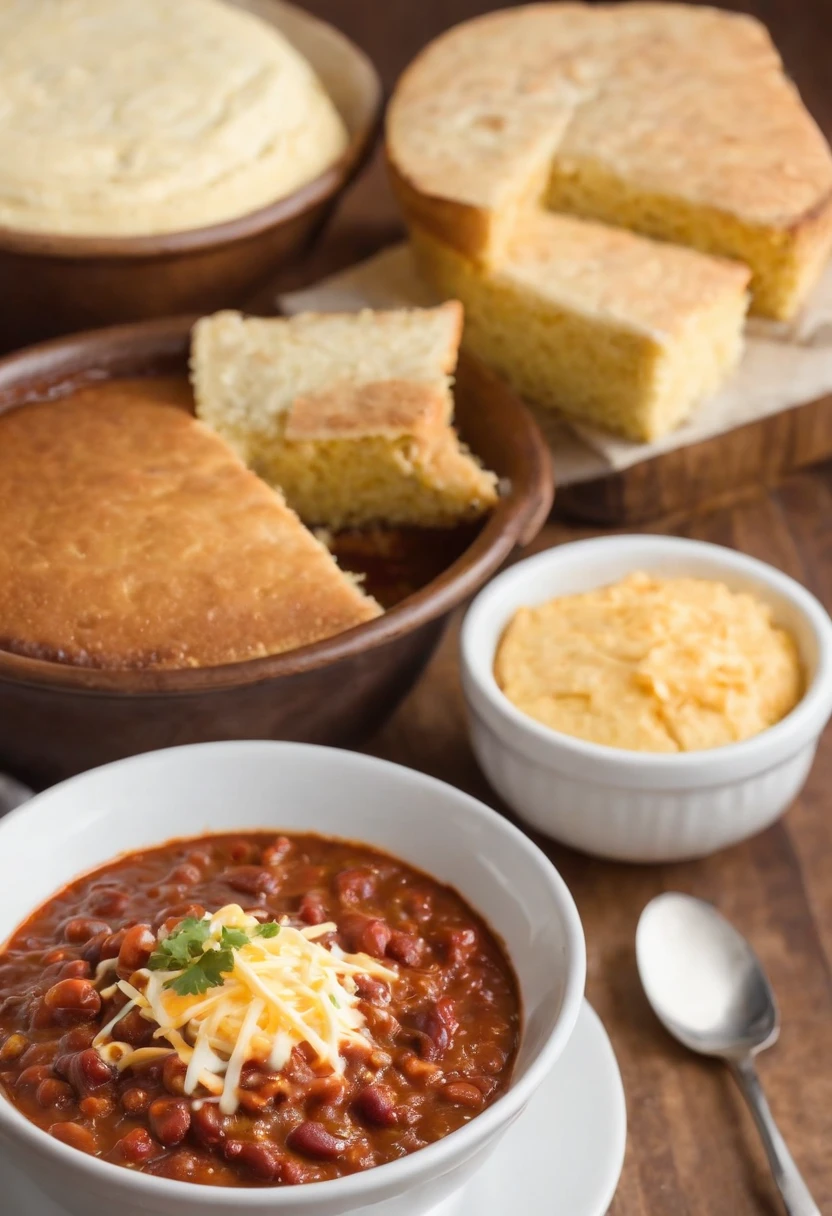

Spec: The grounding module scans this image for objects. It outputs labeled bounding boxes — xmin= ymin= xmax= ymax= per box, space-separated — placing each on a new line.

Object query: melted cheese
xmin=93 ymin=905 xmax=396 ymax=1113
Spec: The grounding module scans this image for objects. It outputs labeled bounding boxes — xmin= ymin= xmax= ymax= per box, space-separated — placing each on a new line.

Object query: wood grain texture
xmin=277 ymin=1 xmax=832 ymax=1211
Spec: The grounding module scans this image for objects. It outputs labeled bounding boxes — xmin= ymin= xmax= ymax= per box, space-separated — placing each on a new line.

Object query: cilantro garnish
xmin=220 ymin=927 xmax=249 ymax=950
xmin=255 ymin=922 xmax=280 ymax=938
xmin=146 ymin=914 xmax=283 ymax=997
xmin=329 ymin=993 xmax=339 ymax=1008
xmin=166 ymin=947 xmax=234 ymax=996
xmin=148 ymin=917 xmax=210 ymax=972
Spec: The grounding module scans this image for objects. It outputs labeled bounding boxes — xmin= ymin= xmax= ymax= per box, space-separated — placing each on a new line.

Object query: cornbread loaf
xmin=388 ymin=3 xmax=832 ymax=320
xmin=191 ymin=305 xmax=498 ymax=528
xmin=412 ymin=214 xmax=749 ymax=442
xmin=495 ymin=572 xmax=803 ymax=752
xmin=0 ymin=0 xmax=348 ymax=236
xmin=0 ymin=379 xmax=380 ymax=670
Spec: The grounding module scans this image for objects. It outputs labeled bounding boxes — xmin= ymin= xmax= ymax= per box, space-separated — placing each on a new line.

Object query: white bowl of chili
xmin=0 ymin=741 xmax=585 ymax=1216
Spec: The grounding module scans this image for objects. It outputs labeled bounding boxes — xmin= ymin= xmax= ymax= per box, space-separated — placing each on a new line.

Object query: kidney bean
xmin=16 ymin=1064 xmax=53 ymax=1091
xmin=306 ymin=1074 xmax=347 ymax=1109
xmin=353 ymin=1083 xmax=399 ymax=1127
xmin=154 ymin=904 xmax=206 ymax=935
xmin=150 ymin=1148 xmax=202 ymax=1181
xmin=49 ymin=1121 xmax=99 ymax=1154
xmin=166 ymin=864 xmax=201 ymax=886
xmin=88 ymin=887 xmax=130 ymax=919
xmin=114 ymin=1007 xmax=155 ymax=1048
xmin=262 ymin=836 xmax=292 ymax=866
xmin=43 ymin=979 xmax=101 ymax=1024
xmin=335 ymin=868 xmax=377 ymax=905
xmin=61 ymin=918 xmax=111 ymax=945
xmin=27 ymin=996 xmax=54 ymax=1030
xmin=442 ymin=1081 xmax=486 ymax=1108
xmin=224 ymin=1140 xmax=294 ymax=1182
xmin=0 ymin=1033 xmax=28 ymax=1062
xmin=398 ymin=1051 xmax=443 ymax=1085
xmin=353 ymin=974 xmax=390 ymax=1006
xmin=59 ymin=959 xmax=92 ymax=982
xmin=362 ymin=1003 xmax=401 ymax=1039
xmin=59 ymin=1026 xmax=96 ymax=1054
xmin=298 ymin=891 xmax=327 ymax=925
xmin=286 ymin=1120 xmax=347 ymax=1160
xmin=190 ymin=1101 xmax=225 ymax=1147
xmin=162 ymin=1054 xmax=188 ymax=1095
xmin=227 ymin=839 xmax=255 ymax=863
xmin=20 ymin=1041 xmax=59 ymax=1068
xmin=114 ymin=1127 xmax=155 ymax=1163
xmin=340 ymin=912 xmax=392 ymax=959
xmin=116 ymin=925 xmax=156 ymax=979
xmin=96 ymin=929 xmax=128 ymax=963
xmin=386 ymin=930 xmax=425 ymax=968
xmin=404 ymin=887 xmax=435 ymax=919
xmin=440 ymin=926 xmax=478 ymax=966
xmin=80 ymin=932 xmax=109 ymax=969
xmin=55 ymin=1048 xmax=114 ymax=1093
xmin=148 ymin=1096 xmax=191 ymax=1146
xmin=79 ymin=1094 xmax=114 ymax=1118
xmin=36 ymin=1078 xmax=75 ymax=1109
xmin=222 ymin=865 xmax=279 ymax=897
xmin=120 ymin=1086 xmax=151 ymax=1116
xmin=41 ymin=947 xmax=74 ymax=966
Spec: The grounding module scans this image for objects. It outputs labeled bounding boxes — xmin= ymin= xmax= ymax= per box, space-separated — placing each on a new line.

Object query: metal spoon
xmin=636 ymin=893 xmax=820 ymax=1216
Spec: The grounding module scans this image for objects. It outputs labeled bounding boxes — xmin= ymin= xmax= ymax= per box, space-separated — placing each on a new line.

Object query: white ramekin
xmin=460 ymin=535 xmax=832 ymax=862
xmin=0 ymin=741 xmax=585 ymax=1216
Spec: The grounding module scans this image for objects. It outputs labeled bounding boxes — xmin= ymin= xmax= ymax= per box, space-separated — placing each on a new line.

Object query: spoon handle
xmin=729 ymin=1056 xmax=820 ymax=1216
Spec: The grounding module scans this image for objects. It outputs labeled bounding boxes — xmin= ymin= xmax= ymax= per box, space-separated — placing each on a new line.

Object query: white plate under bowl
xmin=3 ymin=1001 xmax=625 ymax=1216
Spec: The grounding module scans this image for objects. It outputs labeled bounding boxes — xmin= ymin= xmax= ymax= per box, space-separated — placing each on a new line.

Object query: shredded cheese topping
xmin=93 ymin=905 xmax=396 ymax=1114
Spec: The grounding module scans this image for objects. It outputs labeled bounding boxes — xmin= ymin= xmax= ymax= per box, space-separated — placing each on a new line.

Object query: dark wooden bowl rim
xmin=0 ymin=317 xmax=553 ymax=697
xmin=0 ymin=5 xmax=382 ymax=261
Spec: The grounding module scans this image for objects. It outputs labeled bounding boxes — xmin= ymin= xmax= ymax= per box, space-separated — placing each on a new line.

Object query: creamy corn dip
xmin=494 ymin=571 xmax=803 ymax=752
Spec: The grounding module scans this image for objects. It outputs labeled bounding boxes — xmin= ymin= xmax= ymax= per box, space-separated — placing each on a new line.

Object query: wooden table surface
xmin=278 ymin=2 xmax=832 ymax=1212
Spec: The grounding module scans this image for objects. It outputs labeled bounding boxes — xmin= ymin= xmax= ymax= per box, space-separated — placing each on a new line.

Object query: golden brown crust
xmin=387 ymin=2 xmax=832 ymax=318
xmin=388 ymin=3 xmax=832 ymax=240
xmin=0 ymin=378 xmax=380 ymax=670
xmin=285 ymin=380 xmax=447 ymax=440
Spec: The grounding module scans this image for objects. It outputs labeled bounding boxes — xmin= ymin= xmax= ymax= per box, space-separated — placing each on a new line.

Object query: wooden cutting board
xmin=555 ymin=391 xmax=832 ymax=524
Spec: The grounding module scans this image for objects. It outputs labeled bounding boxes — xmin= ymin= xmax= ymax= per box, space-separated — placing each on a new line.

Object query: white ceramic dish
xmin=0 ymin=741 xmax=585 ymax=1216
xmin=460 ymin=535 xmax=832 ymax=862
xmin=5 ymin=1001 xmax=626 ymax=1216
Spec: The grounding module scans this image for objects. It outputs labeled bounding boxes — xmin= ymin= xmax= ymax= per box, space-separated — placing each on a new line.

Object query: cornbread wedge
xmin=191 ymin=306 xmax=498 ymax=528
xmin=411 ymin=214 xmax=750 ymax=442
xmin=0 ymin=378 xmax=380 ymax=670
xmin=387 ymin=3 xmax=832 ymax=320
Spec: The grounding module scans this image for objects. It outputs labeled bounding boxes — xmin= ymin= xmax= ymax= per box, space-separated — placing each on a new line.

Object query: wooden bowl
xmin=0 ymin=0 xmax=382 ymax=353
xmin=0 ymin=318 xmax=554 ymax=787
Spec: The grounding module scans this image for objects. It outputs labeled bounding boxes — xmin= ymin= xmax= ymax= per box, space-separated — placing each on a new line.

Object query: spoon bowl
xmin=637 ymin=892 xmax=819 ymax=1216
xmin=636 ymin=892 xmax=778 ymax=1059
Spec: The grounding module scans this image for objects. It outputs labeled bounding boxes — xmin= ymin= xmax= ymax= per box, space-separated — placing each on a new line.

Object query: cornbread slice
xmin=0 ymin=378 xmax=380 ymax=670
xmin=411 ymin=214 xmax=750 ymax=442
xmin=191 ymin=306 xmax=498 ymax=528
xmin=387 ymin=3 xmax=832 ymax=319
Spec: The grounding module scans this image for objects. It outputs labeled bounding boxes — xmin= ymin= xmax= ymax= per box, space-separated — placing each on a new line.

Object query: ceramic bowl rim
xmin=460 ymin=534 xmax=832 ymax=784
xmin=0 ymin=739 xmax=586 ymax=1207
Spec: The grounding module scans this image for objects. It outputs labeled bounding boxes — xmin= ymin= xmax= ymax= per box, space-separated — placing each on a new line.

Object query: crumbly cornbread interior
xmin=191 ymin=305 xmax=498 ymax=528
xmin=411 ymin=216 xmax=749 ymax=443
xmin=494 ymin=571 xmax=803 ymax=752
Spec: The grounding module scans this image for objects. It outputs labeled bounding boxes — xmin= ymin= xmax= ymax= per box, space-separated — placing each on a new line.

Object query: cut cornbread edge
xmin=190 ymin=306 xmax=498 ymax=528
xmin=386 ymin=2 xmax=832 ymax=319
xmin=411 ymin=222 xmax=749 ymax=442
